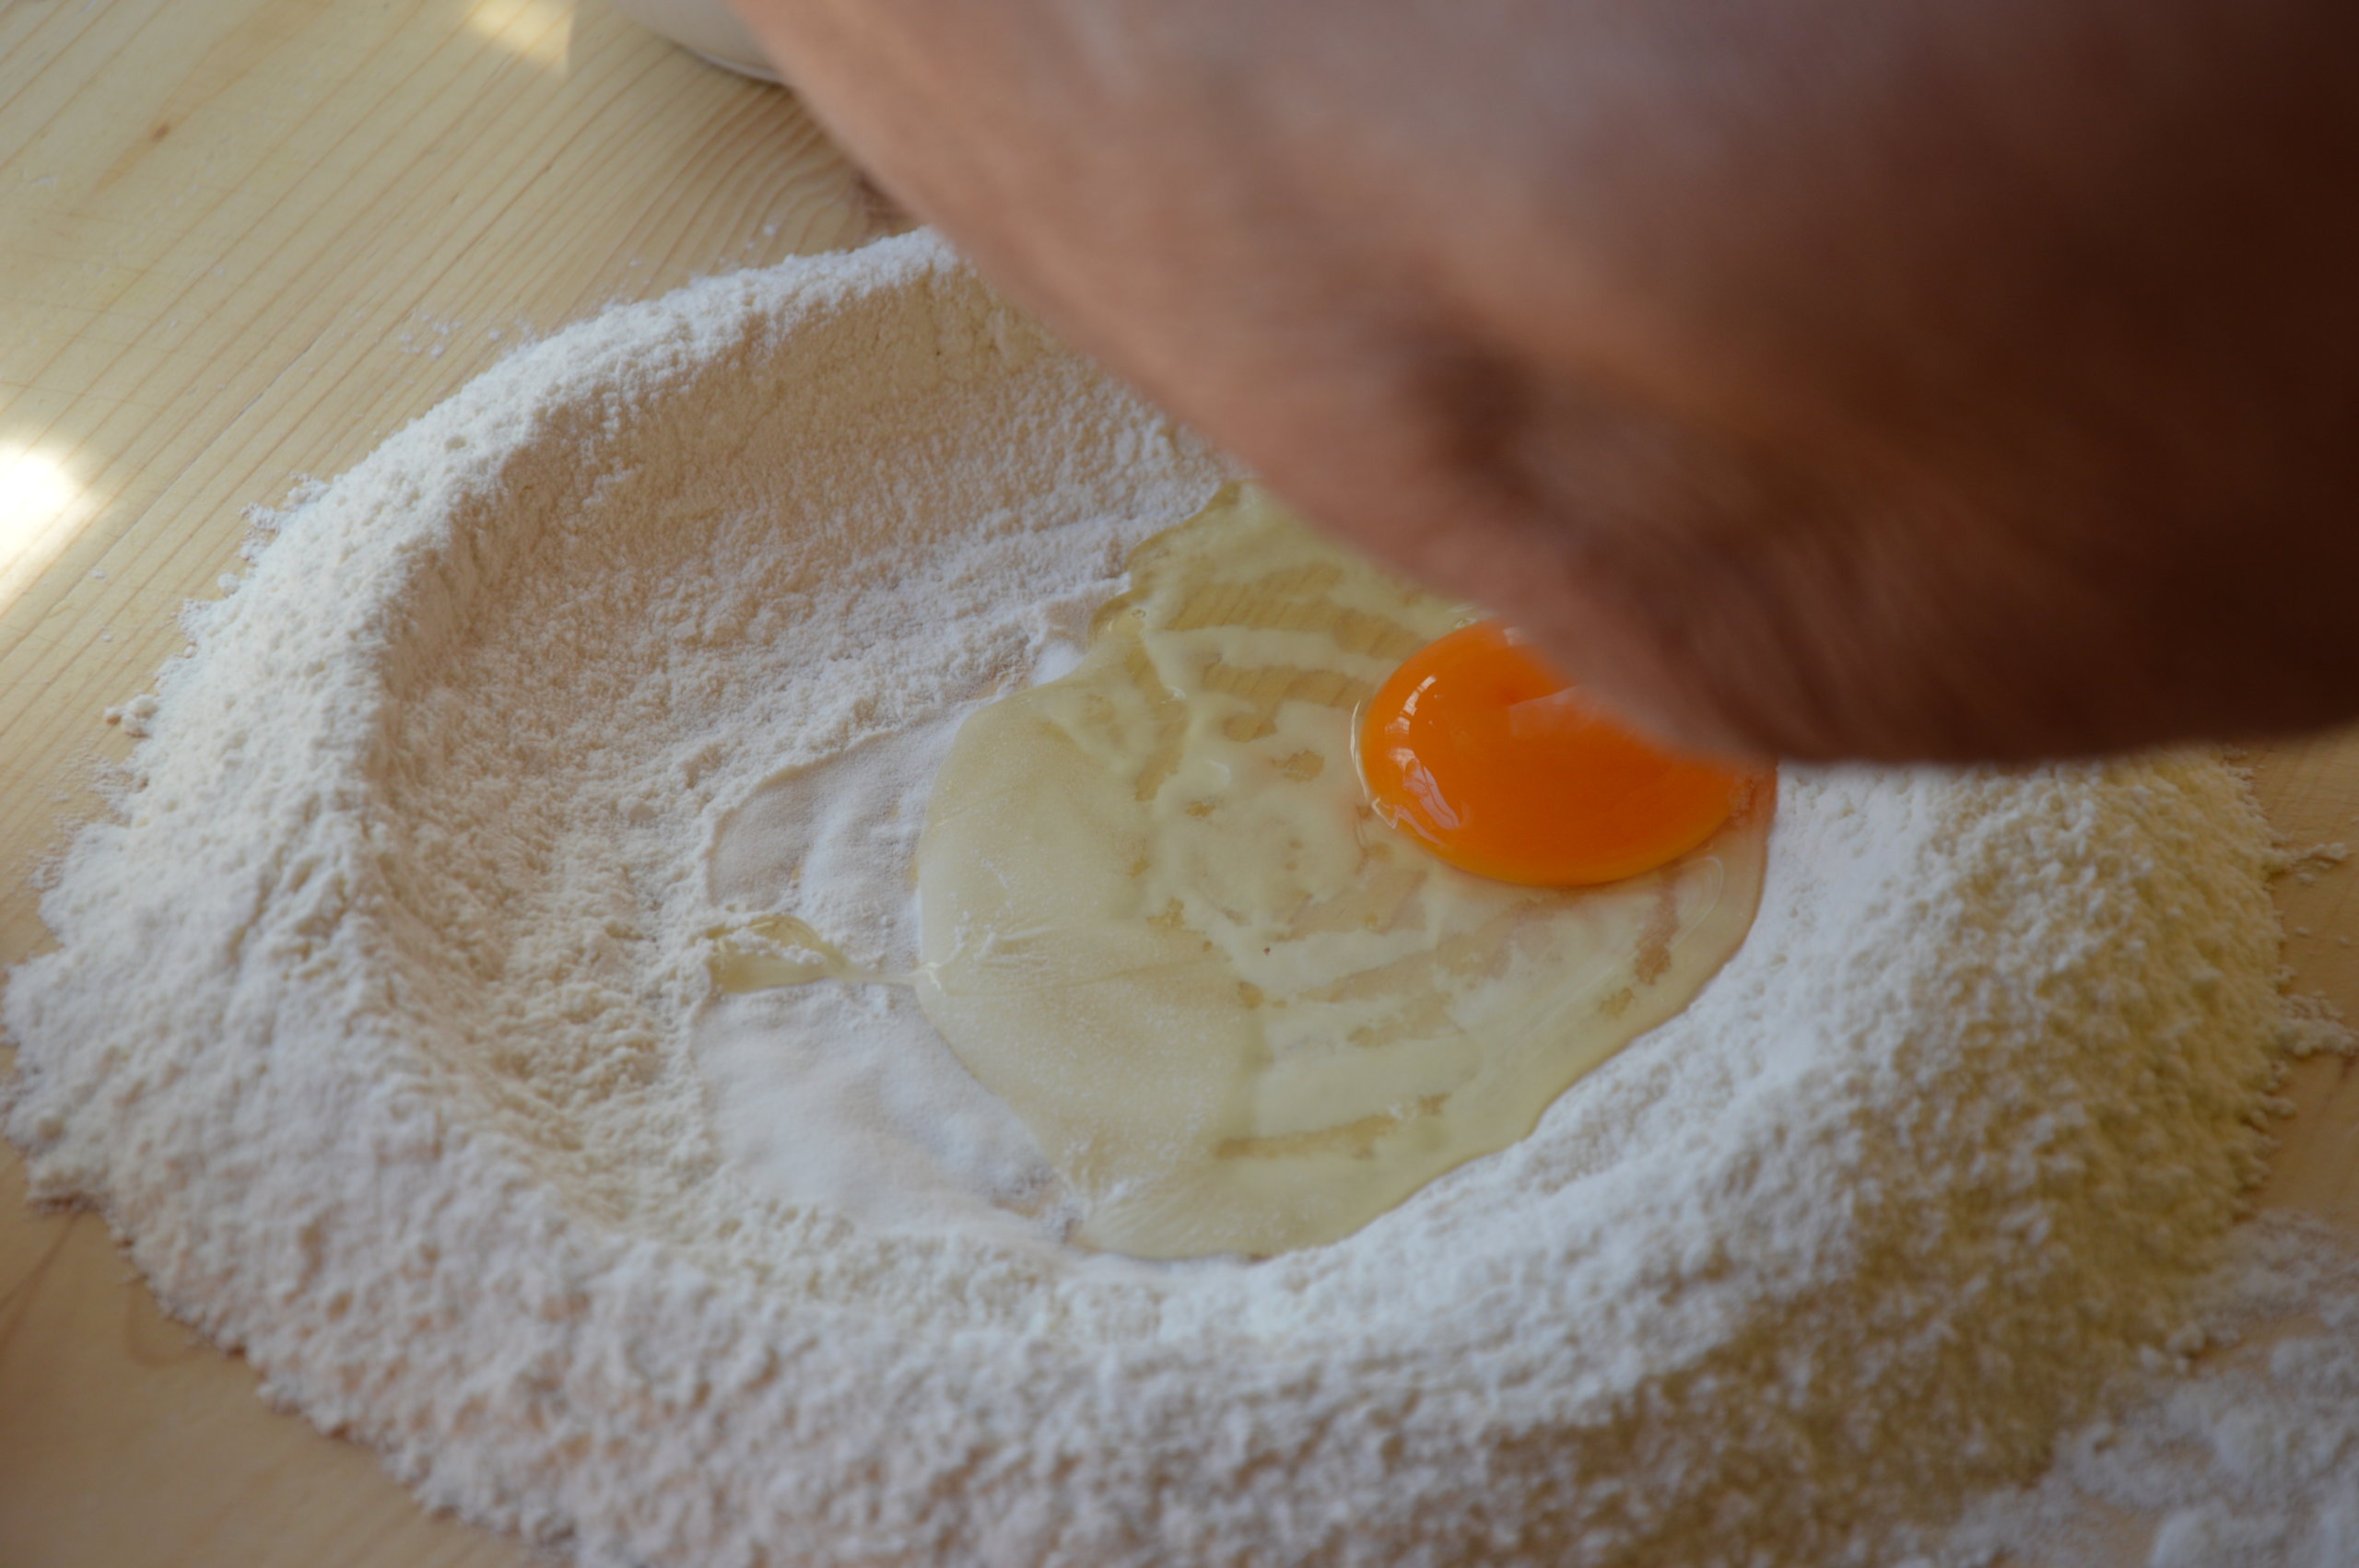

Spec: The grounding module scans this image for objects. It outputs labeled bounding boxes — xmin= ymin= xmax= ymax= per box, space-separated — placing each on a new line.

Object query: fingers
xmin=729 ymin=0 xmax=2359 ymax=760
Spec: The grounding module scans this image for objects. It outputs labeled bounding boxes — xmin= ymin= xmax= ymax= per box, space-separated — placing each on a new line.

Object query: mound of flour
xmin=0 ymin=232 xmax=2321 ymax=1567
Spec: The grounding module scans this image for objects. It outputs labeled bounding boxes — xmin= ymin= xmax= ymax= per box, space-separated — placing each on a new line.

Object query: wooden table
xmin=0 ymin=4 xmax=2353 ymax=1563
xmin=0 ymin=2 xmax=880 ymax=1561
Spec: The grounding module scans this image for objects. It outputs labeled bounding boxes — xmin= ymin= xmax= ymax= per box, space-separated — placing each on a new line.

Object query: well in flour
xmin=0 ymin=231 xmax=2334 ymax=1568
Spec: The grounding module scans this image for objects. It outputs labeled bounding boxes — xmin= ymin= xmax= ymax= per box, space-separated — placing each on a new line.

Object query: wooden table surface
xmin=1 ymin=4 xmax=2354 ymax=1564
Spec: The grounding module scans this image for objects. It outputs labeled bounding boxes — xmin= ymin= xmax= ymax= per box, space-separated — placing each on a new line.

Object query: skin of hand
xmin=724 ymin=0 xmax=2359 ymax=762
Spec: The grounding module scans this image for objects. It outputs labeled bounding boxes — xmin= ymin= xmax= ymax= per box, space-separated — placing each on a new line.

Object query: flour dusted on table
xmin=1932 ymin=1213 xmax=2359 ymax=1568
xmin=0 ymin=232 xmax=2336 ymax=1566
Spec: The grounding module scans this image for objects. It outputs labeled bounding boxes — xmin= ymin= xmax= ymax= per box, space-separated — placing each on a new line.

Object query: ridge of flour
xmin=0 ymin=231 xmax=2321 ymax=1566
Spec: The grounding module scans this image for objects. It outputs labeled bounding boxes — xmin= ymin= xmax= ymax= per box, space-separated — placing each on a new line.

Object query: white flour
xmin=1944 ymin=1214 xmax=2359 ymax=1568
xmin=2 ymin=231 xmax=2348 ymax=1566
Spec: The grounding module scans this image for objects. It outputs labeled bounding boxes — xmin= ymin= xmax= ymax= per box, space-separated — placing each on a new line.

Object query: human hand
xmin=729 ymin=0 xmax=2359 ymax=761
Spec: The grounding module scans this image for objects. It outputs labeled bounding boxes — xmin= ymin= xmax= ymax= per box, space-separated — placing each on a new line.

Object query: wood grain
xmin=0 ymin=0 xmax=878 ymax=962
xmin=2249 ymin=734 xmax=2359 ymax=1218
xmin=1 ymin=1 xmax=2354 ymax=1564
xmin=0 ymin=0 xmax=878 ymax=1560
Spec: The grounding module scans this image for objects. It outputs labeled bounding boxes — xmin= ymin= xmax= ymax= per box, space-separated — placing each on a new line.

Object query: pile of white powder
xmin=6 ymin=232 xmax=2356 ymax=1567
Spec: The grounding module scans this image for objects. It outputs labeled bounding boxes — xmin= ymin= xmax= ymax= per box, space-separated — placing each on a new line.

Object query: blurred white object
xmin=605 ymin=0 xmax=781 ymax=82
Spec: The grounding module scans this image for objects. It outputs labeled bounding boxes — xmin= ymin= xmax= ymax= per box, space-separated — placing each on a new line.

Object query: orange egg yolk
xmin=1357 ymin=621 xmax=1751 ymax=887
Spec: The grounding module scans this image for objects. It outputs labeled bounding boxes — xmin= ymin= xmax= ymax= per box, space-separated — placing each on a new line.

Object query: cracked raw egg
xmin=1358 ymin=620 xmax=1753 ymax=887
xmin=909 ymin=482 xmax=1774 ymax=1259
